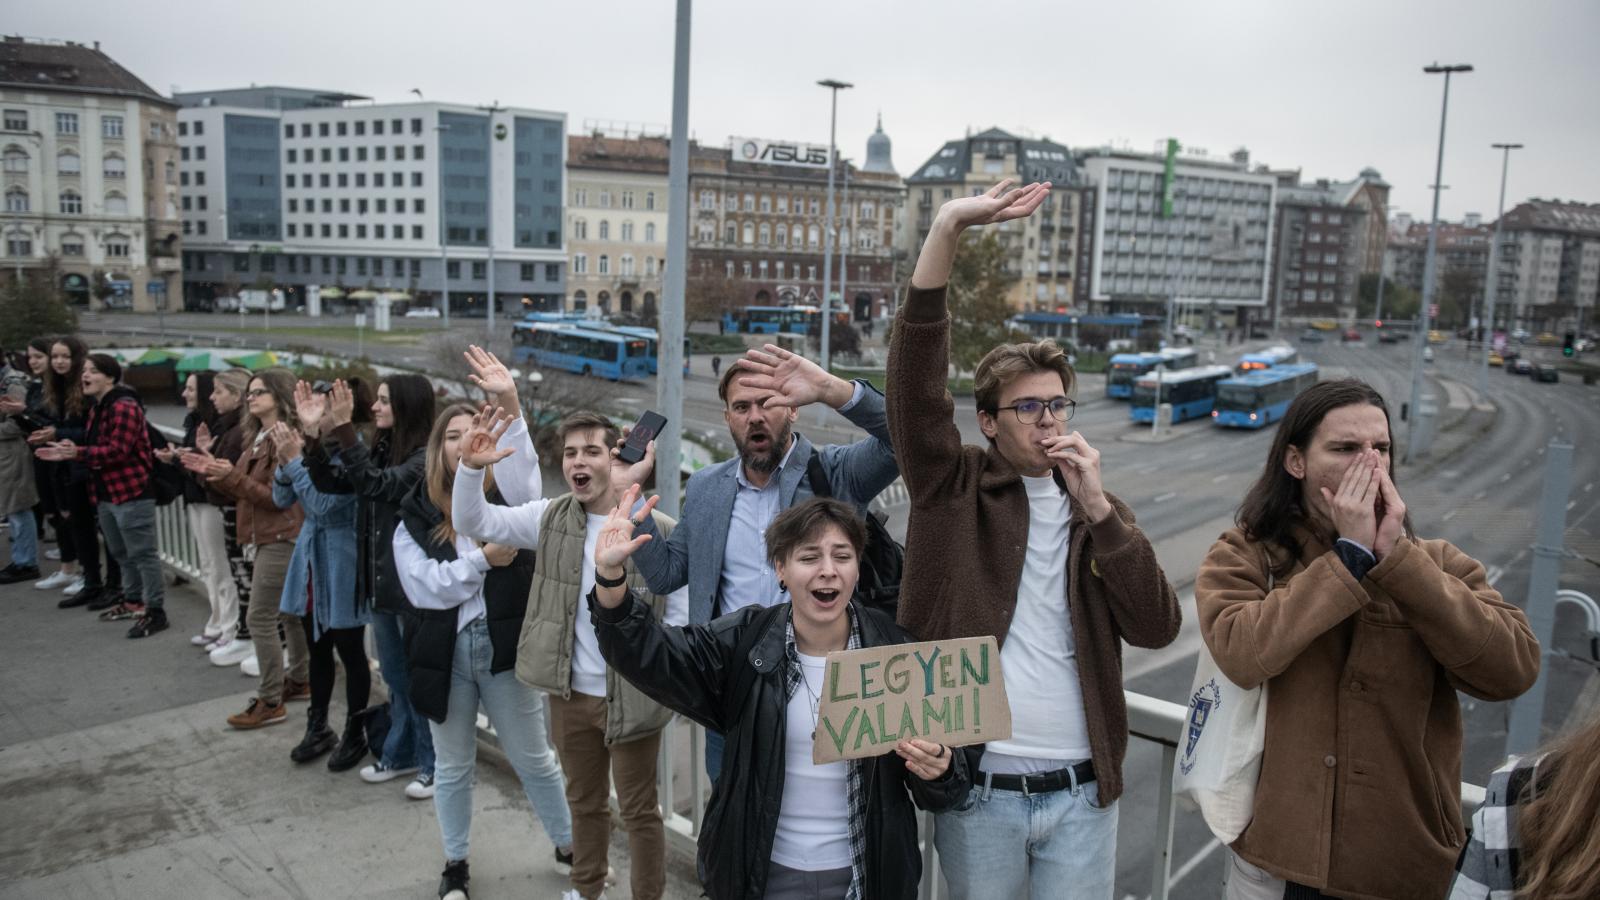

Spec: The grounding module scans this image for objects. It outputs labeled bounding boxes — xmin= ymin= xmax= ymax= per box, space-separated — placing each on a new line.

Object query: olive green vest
xmin=515 ymin=494 xmax=676 ymax=744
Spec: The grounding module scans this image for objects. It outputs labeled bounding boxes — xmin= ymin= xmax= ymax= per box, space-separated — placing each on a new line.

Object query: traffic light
xmin=1563 ymin=332 xmax=1575 ymax=357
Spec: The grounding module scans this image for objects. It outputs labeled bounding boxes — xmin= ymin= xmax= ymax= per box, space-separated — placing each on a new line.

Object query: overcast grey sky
xmin=14 ymin=0 xmax=1597 ymax=222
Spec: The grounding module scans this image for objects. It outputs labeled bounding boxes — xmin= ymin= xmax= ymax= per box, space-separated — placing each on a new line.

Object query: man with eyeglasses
xmin=888 ymin=181 xmax=1181 ymax=899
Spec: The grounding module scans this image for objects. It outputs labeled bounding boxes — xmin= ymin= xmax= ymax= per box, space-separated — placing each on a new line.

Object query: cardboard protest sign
xmin=813 ymin=636 xmax=1011 ymax=764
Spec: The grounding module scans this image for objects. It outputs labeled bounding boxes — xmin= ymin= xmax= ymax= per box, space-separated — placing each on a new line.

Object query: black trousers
xmin=57 ymin=482 xmax=102 ymax=588
xmin=300 ymin=616 xmax=371 ymax=717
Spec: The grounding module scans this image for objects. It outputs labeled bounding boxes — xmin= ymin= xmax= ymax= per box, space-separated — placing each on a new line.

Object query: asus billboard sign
xmin=734 ymin=137 xmax=831 ymax=169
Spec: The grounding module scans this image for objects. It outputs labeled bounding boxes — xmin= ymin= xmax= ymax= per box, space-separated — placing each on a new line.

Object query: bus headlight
xmin=1249 ymin=413 xmax=1258 ymax=421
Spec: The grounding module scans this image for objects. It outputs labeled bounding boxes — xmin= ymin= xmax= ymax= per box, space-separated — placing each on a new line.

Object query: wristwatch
xmin=593 ymin=568 xmax=627 ymax=589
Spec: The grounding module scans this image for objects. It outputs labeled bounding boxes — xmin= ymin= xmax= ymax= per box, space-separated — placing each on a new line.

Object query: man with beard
xmin=622 ymin=345 xmax=898 ymax=778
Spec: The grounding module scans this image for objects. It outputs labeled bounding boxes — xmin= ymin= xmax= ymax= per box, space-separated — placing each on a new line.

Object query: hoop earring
xmin=779 ymin=581 xmax=787 ymax=594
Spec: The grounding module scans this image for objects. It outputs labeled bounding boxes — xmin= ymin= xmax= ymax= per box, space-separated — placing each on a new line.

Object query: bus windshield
xmin=1132 ymin=383 xmax=1159 ymax=405
xmin=1215 ymin=384 xmax=1260 ymax=411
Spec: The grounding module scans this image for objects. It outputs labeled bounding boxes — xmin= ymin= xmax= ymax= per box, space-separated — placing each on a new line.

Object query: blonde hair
xmin=425 ymin=403 xmax=497 ymax=546
xmin=213 ymin=368 xmax=250 ymax=398
xmin=972 ymin=339 xmax=1076 ymax=414
xmin=1517 ymin=712 xmax=1600 ymax=898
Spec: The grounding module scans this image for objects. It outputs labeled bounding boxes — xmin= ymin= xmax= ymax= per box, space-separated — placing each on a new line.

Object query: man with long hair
xmin=1196 ymin=378 xmax=1538 ymax=899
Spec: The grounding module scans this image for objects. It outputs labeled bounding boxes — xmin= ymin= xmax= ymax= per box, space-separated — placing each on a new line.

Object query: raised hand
xmin=1320 ymin=450 xmax=1382 ymax=549
xmin=27 ymin=426 xmax=56 ymax=445
xmin=736 ymin=344 xmax=853 ymax=410
xmin=195 ymin=421 xmax=214 ymax=453
xmin=459 ymin=404 xmax=516 ymax=470
xmin=1373 ymin=467 xmax=1408 ymax=561
xmin=938 ymin=179 xmax=1051 ymax=232
xmin=1041 ymin=432 xmax=1112 ymax=521
xmin=327 ymin=379 xmax=355 ymax=427
xmin=293 ymin=381 xmax=326 ymax=437
xmin=609 ymin=427 xmax=656 ymax=496
xmin=464 ymin=344 xmax=519 ymax=410
xmin=180 ymin=445 xmax=217 ymax=474
xmin=203 ymin=457 xmax=235 ymax=481
xmin=270 ymin=422 xmax=304 ymax=464
xmin=593 ymin=484 xmax=658 ymax=598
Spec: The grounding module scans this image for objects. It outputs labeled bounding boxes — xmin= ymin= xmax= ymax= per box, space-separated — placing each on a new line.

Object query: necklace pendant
xmin=811 ymin=729 xmax=817 ymax=741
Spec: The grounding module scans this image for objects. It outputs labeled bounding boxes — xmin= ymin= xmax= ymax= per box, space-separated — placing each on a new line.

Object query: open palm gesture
xmin=736 ymin=344 xmax=851 ymax=410
xmin=939 ymin=179 xmax=1051 ymax=231
xmin=464 ymin=345 xmax=518 ymax=405
xmin=594 ymin=483 xmax=658 ymax=575
xmin=460 ymin=404 xmax=516 ymax=470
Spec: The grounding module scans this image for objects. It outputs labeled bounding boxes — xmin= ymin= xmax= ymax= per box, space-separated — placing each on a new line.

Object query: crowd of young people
xmin=4 ymin=180 xmax=1592 ymax=900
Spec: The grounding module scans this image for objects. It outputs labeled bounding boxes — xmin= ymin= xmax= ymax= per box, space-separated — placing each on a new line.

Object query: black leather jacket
xmin=591 ymin=594 xmax=971 ymax=900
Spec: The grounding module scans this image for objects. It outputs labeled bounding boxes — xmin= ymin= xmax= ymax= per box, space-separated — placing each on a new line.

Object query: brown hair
xmin=1516 ymin=712 xmax=1600 ymax=898
xmin=45 ymin=336 xmax=87 ymax=417
xmin=425 ymin=403 xmax=498 ymax=546
xmin=1235 ymin=378 xmax=1412 ymax=577
xmin=717 ymin=359 xmax=746 ymax=405
xmin=764 ymin=497 xmax=866 ymax=568
xmin=973 ymin=339 xmax=1076 ymax=413
xmin=556 ymin=411 xmax=620 ymax=451
xmin=241 ymin=367 xmax=299 ymax=444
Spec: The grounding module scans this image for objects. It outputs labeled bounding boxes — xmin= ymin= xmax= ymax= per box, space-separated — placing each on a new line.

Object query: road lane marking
xmin=1443 ymin=509 xmax=1458 ymax=521
xmin=1473 ymin=490 xmax=1486 ymax=500
xmin=1487 ymin=565 xmax=1504 ymax=586
xmin=1570 ymin=500 xmax=1578 ymax=511
xmin=1211 ymin=474 xmax=1229 ymax=483
xmin=1154 ymin=491 xmax=1178 ymax=503
xmin=1500 ymin=473 xmax=1512 ymax=482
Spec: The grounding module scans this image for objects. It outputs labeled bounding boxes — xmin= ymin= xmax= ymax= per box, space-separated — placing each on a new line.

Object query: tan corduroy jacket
xmin=1196 ymin=524 xmax=1539 ymax=900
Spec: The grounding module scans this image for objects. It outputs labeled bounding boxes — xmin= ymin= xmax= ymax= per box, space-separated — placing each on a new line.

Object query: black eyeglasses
xmin=993 ymin=397 xmax=1075 ymax=425
xmin=245 ymin=389 xmax=270 ymax=399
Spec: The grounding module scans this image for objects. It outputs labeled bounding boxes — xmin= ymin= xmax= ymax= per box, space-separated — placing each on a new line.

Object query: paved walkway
xmin=0 ymin=556 xmax=702 ymax=899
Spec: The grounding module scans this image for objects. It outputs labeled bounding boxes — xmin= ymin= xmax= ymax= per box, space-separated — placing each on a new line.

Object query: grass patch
xmin=209 ymin=325 xmax=424 ymax=344
xmin=688 ymin=332 xmax=751 ymax=354
xmin=832 ymin=366 xmax=973 ymax=396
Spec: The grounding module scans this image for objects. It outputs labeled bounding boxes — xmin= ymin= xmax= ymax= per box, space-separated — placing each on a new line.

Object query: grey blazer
xmin=631 ymin=380 xmax=898 ymax=625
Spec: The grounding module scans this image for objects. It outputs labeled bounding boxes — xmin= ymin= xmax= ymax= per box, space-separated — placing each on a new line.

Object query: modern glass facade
xmin=439 ymin=111 xmax=488 ymax=247
xmin=224 ymin=114 xmax=281 ymax=241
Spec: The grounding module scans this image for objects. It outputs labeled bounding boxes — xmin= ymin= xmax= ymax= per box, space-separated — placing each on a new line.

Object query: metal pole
xmin=435 ymin=124 xmax=451 ymax=328
xmin=479 ymin=103 xmax=504 ymax=338
xmin=1374 ymin=266 xmax=1386 ymax=323
xmin=817 ymin=79 xmax=852 ymax=373
xmin=1506 ymin=440 xmax=1574 ymax=755
xmin=656 ymin=0 xmax=692 ymax=519
xmin=838 ymin=162 xmax=849 ymax=343
xmin=1407 ymin=63 xmax=1471 ymax=464
xmin=1479 ymin=143 xmax=1522 ymax=394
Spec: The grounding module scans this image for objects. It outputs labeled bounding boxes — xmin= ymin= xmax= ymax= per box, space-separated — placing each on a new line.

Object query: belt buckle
xmin=1020 ymin=774 xmax=1032 ymax=797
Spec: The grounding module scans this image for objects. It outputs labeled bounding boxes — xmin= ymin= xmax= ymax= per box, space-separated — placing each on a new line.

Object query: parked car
xmin=1342 ymin=329 xmax=1362 ymax=343
xmin=1377 ymin=331 xmax=1401 ymax=344
xmin=1511 ymin=328 xmax=1532 ymax=343
xmin=1536 ymin=332 xmax=1560 ymax=346
xmin=1534 ymin=364 xmax=1560 ymax=383
xmin=1310 ymin=319 xmax=1339 ymax=331
xmin=1427 ymin=330 xmax=1447 ymax=344
xmin=1299 ymin=329 xmax=1325 ymax=343
xmin=1423 ymin=346 xmax=1435 ymax=363
xmin=404 ymin=307 xmax=442 ymax=318
xmin=1509 ymin=359 xmax=1535 ymax=375
xmin=1488 ymin=352 xmax=1505 ymax=367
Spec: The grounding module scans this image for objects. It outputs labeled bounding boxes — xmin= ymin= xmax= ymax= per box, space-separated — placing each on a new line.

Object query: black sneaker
xmin=87 ymin=590 xmax=123 ymax=612
xmin=127 ymin=609 xmax=168 ymax=639
xmin=554 ymin=845 xmax=573 ymax=872
xmin=438 ymin=859 xmax=469 ymax=900
xmin=58 ymin=585 xmax=101 ymax=609
xmin=0 ymin=564 xmax=41 ymax=584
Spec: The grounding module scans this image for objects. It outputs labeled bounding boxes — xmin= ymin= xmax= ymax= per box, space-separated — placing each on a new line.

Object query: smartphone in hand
xmin=617 ymin=410 xmax=667 ymax=465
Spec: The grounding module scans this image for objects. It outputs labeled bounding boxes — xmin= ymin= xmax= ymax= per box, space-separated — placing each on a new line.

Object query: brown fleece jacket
xmin=888 ymin=284 xmax=1182 ymax=803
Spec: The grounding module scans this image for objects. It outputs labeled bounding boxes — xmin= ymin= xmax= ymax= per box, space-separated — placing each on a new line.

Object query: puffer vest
xmin=517 ymin=494 xmax=677 ymax=744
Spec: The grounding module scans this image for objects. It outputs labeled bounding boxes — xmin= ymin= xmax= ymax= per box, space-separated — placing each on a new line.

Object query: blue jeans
xmin=97 ymin=499 xmax=163 ymax=610
xmin=934 ymin=771 xmax=1119 ymax=900
xmin=7 ymin=508 xmax=37 ymax=568
xmin=428 ymin=618 xmax=572 ymax=861
xmin=705 ymin=729 xmax=725 ymax=781
xmin=372 ymin=610 xmax=434 ymax=775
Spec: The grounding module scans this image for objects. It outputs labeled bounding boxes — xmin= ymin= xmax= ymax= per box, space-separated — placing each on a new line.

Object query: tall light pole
xmin=656 ymin=0 xmax=692 ymax=519
xmin=816 ymin=78 xmax=852 ymax=373
xmin=478 ymin=102 xmax=504 ymax=337
xmin=1478 ymin=142 xmax=1523 ymax=393
xmin=434 ymin=123 xmax=451 ymax=328
xmin=837 ymin=159 xmax=850 ymax=336
xmin=1406 ymin=62 xmax=1472 ymax=463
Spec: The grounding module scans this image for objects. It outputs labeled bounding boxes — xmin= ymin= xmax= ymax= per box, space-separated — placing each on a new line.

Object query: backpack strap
xmin=805 ymin=449 xmax=833 ymax=500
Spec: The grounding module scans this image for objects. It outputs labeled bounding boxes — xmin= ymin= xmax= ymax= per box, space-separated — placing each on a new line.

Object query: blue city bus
xmin=723 ymin=305 xmax=818 ymax=335
xmin=1129 ymin=365 xmax=1236 ymax=424
xmin=511 ymin=323 xmax=650 ymax=380
xmin=1157 ymin=346 xmax=1199 ymax=371
xmin=1236 ymin=345 xmax=1299 ymax=372
xmin=1212 ymin=363 xmax=1320 ymax=428
xmin=592 ymin=325 xmax=691 ymax=376
xmin=1106 ymin=352 xmax=1164 ymax=399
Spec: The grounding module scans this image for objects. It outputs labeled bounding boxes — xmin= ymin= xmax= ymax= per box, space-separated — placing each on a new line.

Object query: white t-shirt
xmin=981 ymin=473 xmax=1093 ymax=774
xmin=769 ymin=651 xmax=852 ymax=871
xmin=569 ymin=513 xmax=610 ymax=698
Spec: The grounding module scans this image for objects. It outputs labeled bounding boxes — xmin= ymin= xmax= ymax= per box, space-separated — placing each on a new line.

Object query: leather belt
xmin=984 ymin=760 xmax=1096 ymax=795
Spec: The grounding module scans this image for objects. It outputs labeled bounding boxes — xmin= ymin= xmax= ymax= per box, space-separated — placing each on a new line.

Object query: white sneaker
xmin=34 ymin=571 xmax=73 ymax=590
xmin=559 ymin=890 xmax=605 ymax=900
xmin=204 ymin=634 xmax=232 ymax=652
xmin=61 ymin=577 xmax=85 ymax=595
xmin=209 ymin=638 xmax=252 ymax=667
xmin=360 ymin=761 xmax=419 ymax=784
xmin=239 ymin=653 xmax=260 ymax=677
xmin=404 ymin=771 xmax=435 ymax=800
xmin=45 ymin=548 xmax=61 ymax=561
xmin=191 ymin=633 xmax=222 ymax=647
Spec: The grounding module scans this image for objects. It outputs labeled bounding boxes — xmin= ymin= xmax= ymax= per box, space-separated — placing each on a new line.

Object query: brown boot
xmin=282 ymin=679 xmax=311 ymax=702
xmin=227 ymin=697 xmax=288 ymax=730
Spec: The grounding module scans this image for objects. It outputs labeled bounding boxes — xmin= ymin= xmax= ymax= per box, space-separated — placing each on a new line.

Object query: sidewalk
xmin=0 ymin=566 xmax=702 ymax=899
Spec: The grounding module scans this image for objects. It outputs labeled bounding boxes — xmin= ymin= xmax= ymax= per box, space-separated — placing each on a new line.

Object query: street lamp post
xmin=434 ymin=123 xmax=451 ymax=328
xmin=478 ymin=102 xmax=504 ymax=338
xmin=837 ymin=160 xmax=850 ymax=338
xmin=816 ymin=78 xmax=852 ymax=374
xmin=656 ymin=0 xmax=693 ymax=519
xmin=1478 ymin=142 xmax=1523 ymax=393
xmin=1406 ymin=62 xmax=1472 ymax=463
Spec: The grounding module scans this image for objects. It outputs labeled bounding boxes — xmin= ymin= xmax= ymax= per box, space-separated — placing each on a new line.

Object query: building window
xmin=412 ymin=225 xmax=423 ymax=239
xmin=725 ymin=193 xmax=738 ymax=212
xmin=776 ymin=226 xmax=787 ymax=247
xmin=645 ymin=222 xmax=656 ymax=242
xmin=758 ymin=223 xmax=771 ymax=245
xmin=2 ymin=148 xmax=26 ymax=172
xmin=573 ymin=253 xmax=587 ymax=274
xmin=621 ymin=221 xmax=633 ymax=241
xmin=58 ymin=151 xmax=81 ymax=175
xmin=519 ymin=262 xmax=535 ymax=281
xmin=598 ymin=254 xmax=610 ymax=275
xmin=726 ymin=261 xmax=735 ymax=278
xmin=742 ymin=261 xmax=752 ymax=277
xmin=645 ymin=256 xmax=656 ymax=277
xmin=743 ymin=194 xmax=755 ymax=212
xmin=105 ymin=234 xmax=130 ymax=257
xmin=101 ymin=116 xmax=123 ymax=139
xmin=599 ymin=220 xmax=610 ymax=240
xmin=808 ymin=225 xmax=820 ymax=248
xmin=619 ymin=190 xmax=633 ymax=209
xmin=572 ymin=218 xmax=586 ymax=240
xmin=792 ymin=224 xmax=804 ymax=245
xmin=599 ymin=190 xmax=611 ymax=208
xmin=620 ymin=255 xmax=634 ymax=276
xmin=758 ymin=260 xmax=768 ymax=278
xmin=195 ymin=146 xmax=206 ymax=160
xmin=56 ymin=113 xmax=79 ymax=135
xmin=699 ymin=190 xmax=714 ymax=210
xmin=3 ymin=110 xmax=27 ymax=131
xmin=724 ymin=223 xmax=736 ymax=244
xmin=645 ymin=191 xmax=656 ymax=211
xmin=697 ymin=222 xmax=713 ymax=242
xmin=410 ymin=118 xmax=422 ymax=135
xmin=61 ymin=238 xmax=84 ymax=256
xmin=470 ymin=261 xmax=485 ymax=279
xmin=4 ymin=188 xmax=27 ymax=212
xmin=59 ymin=191 xmax=82 ymax=214
xmin=411 ymin=172 xmax=422 ymax=187
xmin=413 ymin=144 xmax=424 ymax=160
xmin=759 ymin=194 xmax=772 ymax=213
xmin=338 ymin=224 xmax=349 ymax=238
xmin=5 ymin=234 xmax=31 ymax=256
xmin=777 ymin=196 xmax=789 ymax=214
xmin=743 ymin=223 xmax=755 ymax=244
xmin=196 ymin=220 xmax=206 ymax=235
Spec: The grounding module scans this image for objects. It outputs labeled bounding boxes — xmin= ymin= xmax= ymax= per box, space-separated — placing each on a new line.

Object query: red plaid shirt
xmin=82 ymin=392 xmax=153 ymax=505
